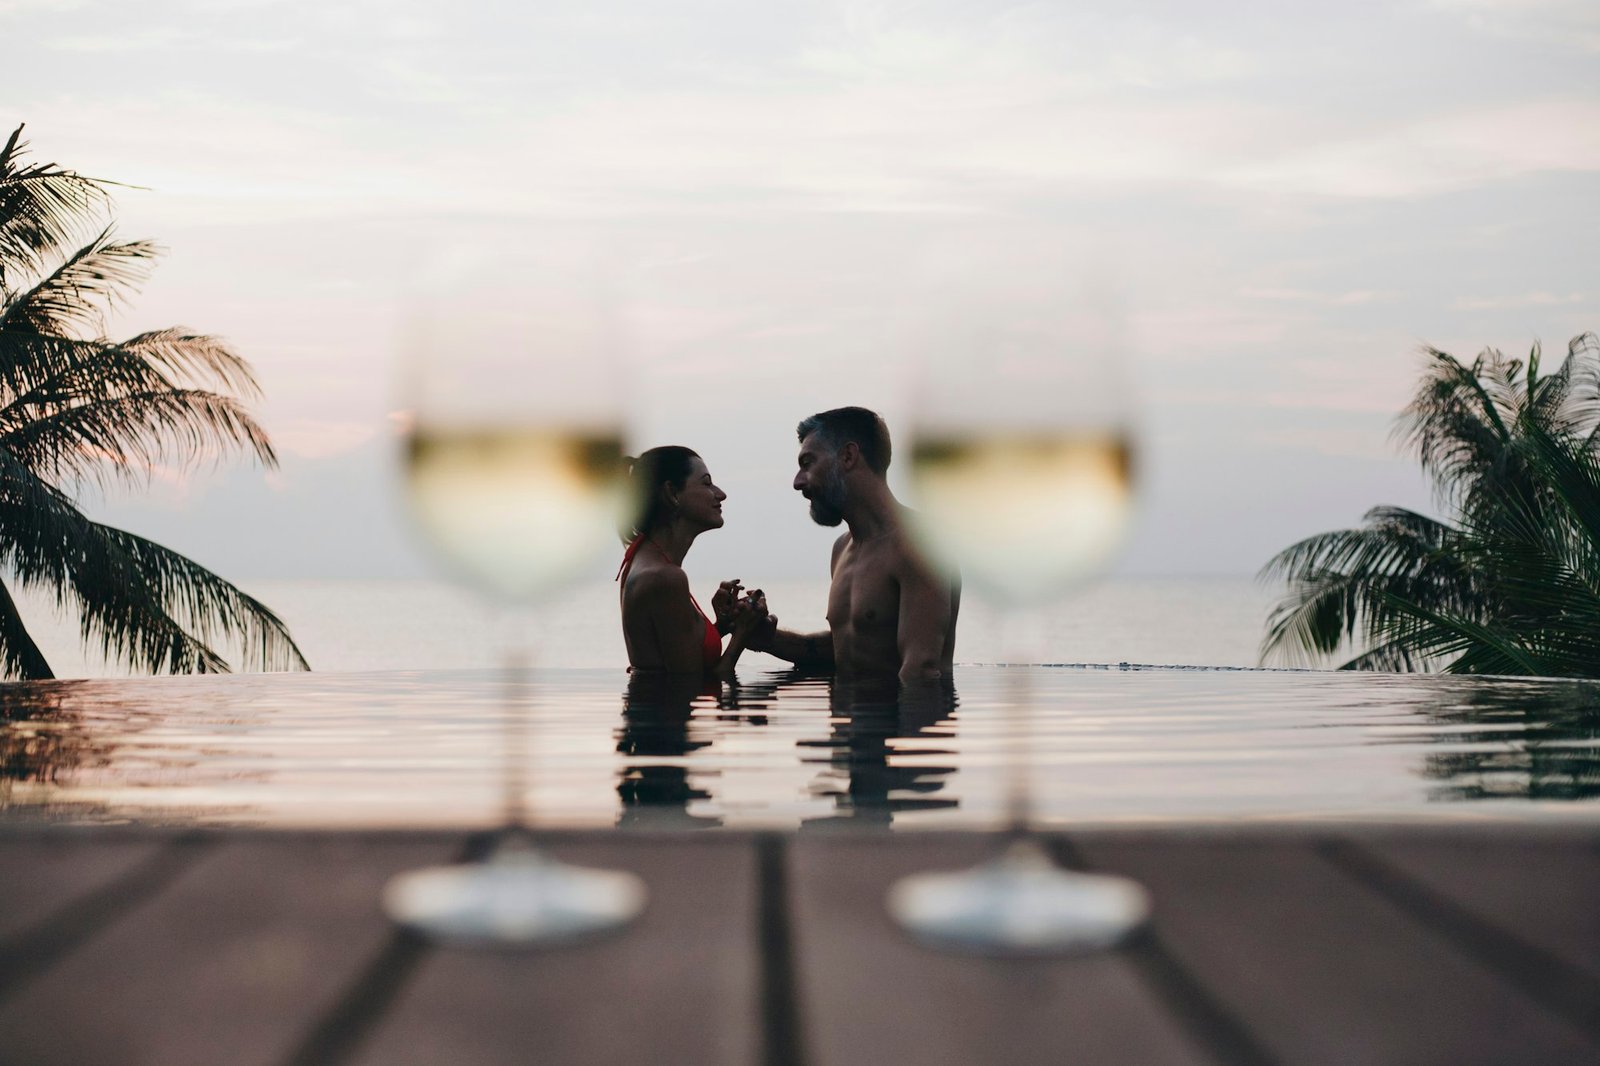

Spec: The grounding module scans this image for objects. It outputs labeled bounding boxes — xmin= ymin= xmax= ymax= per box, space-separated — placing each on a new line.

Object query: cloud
xmin=48 ymin=26 xmax=294 ymax=53
xmin=1430 ymin=0 xmax=1600 ymax=52
xmin=1219 ymin=99 xmax=1600 ymax=198
xmin=1248 ymin=426 xmax=1398 ymax=460
xmin=1452 ymin=291 xmax=1589 ymax=310
xmin=1240 ymin=288 xmax=1397 ymax=306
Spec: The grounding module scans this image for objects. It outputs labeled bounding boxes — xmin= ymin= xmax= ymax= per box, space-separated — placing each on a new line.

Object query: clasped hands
xmin=712 ymin=579 xmax=777 ymax=644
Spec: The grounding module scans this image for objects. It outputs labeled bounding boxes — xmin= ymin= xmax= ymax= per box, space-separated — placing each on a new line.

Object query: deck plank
xmin=6 ymin=827 xmax=1600 ymax=1066
xmin=1074 ymin=834 xmax=1600 ymax=1066
xmin=1343 ymin=830 xmax=1600 ymax=983
xmin=789 ymin=834 xmax=1216 ymax=1066
xmin=347 ymin=836 xmax=761 ymax=1066
xmin=0 ymin=835 xmax=176 ymax=942
xmin=0 ymin=834 xmax=456 ymax=1066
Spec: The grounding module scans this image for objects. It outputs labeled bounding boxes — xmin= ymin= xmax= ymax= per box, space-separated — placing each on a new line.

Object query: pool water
xmin=3 ymin=665 xmax=1600 ymax=829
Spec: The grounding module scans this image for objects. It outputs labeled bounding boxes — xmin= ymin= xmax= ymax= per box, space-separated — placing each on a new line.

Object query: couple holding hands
xmin=617 ymin=407 xmax=960 ymax=686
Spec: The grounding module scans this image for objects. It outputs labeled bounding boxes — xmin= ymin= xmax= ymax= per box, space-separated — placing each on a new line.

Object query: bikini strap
xmin=615 ymin=534 xmax=645 ymax=582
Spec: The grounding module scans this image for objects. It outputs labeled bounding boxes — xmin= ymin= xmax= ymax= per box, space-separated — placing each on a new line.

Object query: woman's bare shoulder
xmin=622 ymin=558 xmax=689 ymax=604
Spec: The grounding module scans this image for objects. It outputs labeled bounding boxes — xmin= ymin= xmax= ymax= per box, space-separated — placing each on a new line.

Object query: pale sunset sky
xmin=5 ymin=0 xmax=1597 ymax=583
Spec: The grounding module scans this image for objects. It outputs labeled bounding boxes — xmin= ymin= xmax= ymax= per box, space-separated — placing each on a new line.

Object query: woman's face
xmin=671 ymin=455 xmax=727 ymax=531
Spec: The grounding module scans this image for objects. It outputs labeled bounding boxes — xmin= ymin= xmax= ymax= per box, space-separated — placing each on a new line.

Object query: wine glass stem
xmin=501 ymin=644 xmax=532 ymax=833
xmin=1001 ymin=612 xmax=1033 ymax=839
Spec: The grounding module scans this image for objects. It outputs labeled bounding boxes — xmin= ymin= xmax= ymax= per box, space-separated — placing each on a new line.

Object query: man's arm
xmin=750 ymin=625 xmax=834 ymax=671
xmin=745 ymin=532 xmax=849 ymax=672
xmin=896 ymin=556 xmax=953 ymax=684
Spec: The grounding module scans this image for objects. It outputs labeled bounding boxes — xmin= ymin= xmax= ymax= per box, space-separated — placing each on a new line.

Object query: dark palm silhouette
xmin=1263 ymin=332 xmax=1600 ymax=675
xmin=0 ymin=125 xmax=306 ymax=678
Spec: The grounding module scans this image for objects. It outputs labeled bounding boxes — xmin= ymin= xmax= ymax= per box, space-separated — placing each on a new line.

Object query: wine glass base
xmin=383 ymin=842 xmax=646 ymax=947
xmin=887 ymin=839 xmax=1149 ymax=955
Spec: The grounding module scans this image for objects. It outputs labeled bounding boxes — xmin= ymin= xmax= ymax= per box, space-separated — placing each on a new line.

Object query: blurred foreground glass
xmin=382 ymin=241 xmax=646 ymax=945
xmin=889 ymin=249 xmax=1150 ymax=953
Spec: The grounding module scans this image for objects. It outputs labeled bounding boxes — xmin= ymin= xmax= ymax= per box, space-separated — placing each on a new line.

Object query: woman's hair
xmin=620 ymin=445 xmax=701 ymax=542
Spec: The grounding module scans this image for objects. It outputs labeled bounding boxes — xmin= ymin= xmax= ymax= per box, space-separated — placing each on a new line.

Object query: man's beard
xmin=808 ymin=467 xmax=847 ymax=527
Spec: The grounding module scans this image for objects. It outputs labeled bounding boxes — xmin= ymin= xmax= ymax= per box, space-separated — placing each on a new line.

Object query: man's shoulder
xmin=888 ymin=527 xmax=951 ymax=583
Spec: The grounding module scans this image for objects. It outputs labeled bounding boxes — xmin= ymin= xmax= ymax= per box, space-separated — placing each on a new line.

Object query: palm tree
xmin=1261 ymin=331 xmax=1600 ymax=676
xmin=0 ymin=125 xmax=307 ymax=679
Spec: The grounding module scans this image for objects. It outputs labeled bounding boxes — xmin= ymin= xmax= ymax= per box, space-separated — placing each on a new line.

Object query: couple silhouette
xmin=617 ymin=406 xmax=960 ymax=685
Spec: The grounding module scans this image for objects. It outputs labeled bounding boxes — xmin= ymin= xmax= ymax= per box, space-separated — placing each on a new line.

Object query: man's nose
xmin=792 ymin=472 xmax=806 ymax=491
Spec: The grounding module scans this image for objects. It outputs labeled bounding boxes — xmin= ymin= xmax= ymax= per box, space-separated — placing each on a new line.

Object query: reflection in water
xmin=613 ymin=673 xmax=961 ymax=827
xmin=8 ymin=667 xmax=1600 ymax=826
xmin=615 ymin=676 xmax=715 ymax=828
xmin=614 ymin=673 xmax=784 ymax=828
xmin=0 ymin=681 xmax=139 ymax=821
xmin=1 ymin=683 xmax=86 ymax=806
xmin=1418 ymin=679 xmax=1600 ymax=801
xmin=800 ymin=678 xmax=959 ymax=829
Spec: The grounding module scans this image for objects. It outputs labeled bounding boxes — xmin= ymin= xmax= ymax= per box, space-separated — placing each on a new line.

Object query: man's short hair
xmin=796 ymin=407 xmax=892 ymax=474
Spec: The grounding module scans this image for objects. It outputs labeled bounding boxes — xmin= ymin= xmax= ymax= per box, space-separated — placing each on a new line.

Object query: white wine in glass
xmin=382 ymin=241 xmax=646 ymax=946
xmin=908 ymin=433 xmax=1134 ymax=604
xmin=406 ymin=428 xmax=627 ymax=599
xmin=888 ymin=244 xmax=1150 ymax=954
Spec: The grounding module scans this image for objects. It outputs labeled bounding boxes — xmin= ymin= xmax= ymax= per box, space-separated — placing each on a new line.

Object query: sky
xmin=4 ymin=0 xmax=1598 ymax=586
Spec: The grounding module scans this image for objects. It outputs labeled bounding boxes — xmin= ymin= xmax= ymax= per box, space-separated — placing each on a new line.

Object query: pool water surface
xmin=3 ymin=665 xmax=1599 ymax=829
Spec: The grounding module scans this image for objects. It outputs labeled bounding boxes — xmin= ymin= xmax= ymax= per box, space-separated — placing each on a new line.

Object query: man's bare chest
xmin=827 ymin=549 xmax=900 ymax=633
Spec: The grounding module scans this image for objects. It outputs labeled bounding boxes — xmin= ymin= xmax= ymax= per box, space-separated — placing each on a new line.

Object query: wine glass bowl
xmin=901 ymin=278 xmax=1138 ymax=607
xmin=405 ymin=428 xmax=628 ymax=603
xmin=400 ymin=240 xmax=632 ymax=603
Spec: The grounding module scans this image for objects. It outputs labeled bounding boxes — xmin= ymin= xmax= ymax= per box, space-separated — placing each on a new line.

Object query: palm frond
xmin=0 ymin=125 xmax=110 ymax=289
xmin=0 ymin=329 xmax=275 ymax=485
xmin=1397 ymin=346 xmax=1511 ymax=499
xmin=0 ymin=444 xmax=236 ymax=674
xmin=1369 ymin=591 xmax=1543 ymax=675
xmin=1258 ymin=506 xmax=1489 ymax=667
xmin=120 ymin=328 xmax=264 ymax=400
xmin=0 ymin=228 xmax=157 ymax=337
xmin=0 ymin=387 xmax=275 ymax=487
xmin=0 ymin=321 xmax=103 ymax=408
xmin=88 ymin=525 xmax=308 ymax=672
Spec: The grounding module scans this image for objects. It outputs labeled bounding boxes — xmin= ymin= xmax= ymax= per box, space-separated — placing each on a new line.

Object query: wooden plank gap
xmin=281 ymin=832 xmax=494 ymax=1066
xmin=1052 ymin=835 xmax=1283 ymax=1066
xmin=0 ymin=833 xmax=214 ymax=1003
xmin=1317 ymin=837 xmax=1600 ymax=1043
xmin=758 ymin=833 xmax=807 ymax=1066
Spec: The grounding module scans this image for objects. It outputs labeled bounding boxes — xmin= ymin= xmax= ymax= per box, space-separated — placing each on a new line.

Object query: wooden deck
xmin=2 ymin=825 xmax=1599 ymax=1065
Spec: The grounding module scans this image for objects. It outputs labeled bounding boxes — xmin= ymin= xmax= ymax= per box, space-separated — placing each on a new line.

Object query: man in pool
xmin=746 ymin=407 xmax=959 ymax=684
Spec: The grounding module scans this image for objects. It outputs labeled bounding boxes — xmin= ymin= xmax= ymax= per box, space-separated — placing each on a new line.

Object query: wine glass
xmin=887 ymin=236 xmax=1150 ymax=953
xmin=381 ymin=237 xmax=647 ymax=945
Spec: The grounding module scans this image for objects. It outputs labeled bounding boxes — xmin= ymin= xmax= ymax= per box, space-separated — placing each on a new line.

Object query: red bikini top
xmin=617 ymin=536 xmax=722 ymax=673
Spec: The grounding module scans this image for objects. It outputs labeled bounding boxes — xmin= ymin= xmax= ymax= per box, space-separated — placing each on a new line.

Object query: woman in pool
xmin=617 ymin=446 xmax=767 ymax=679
